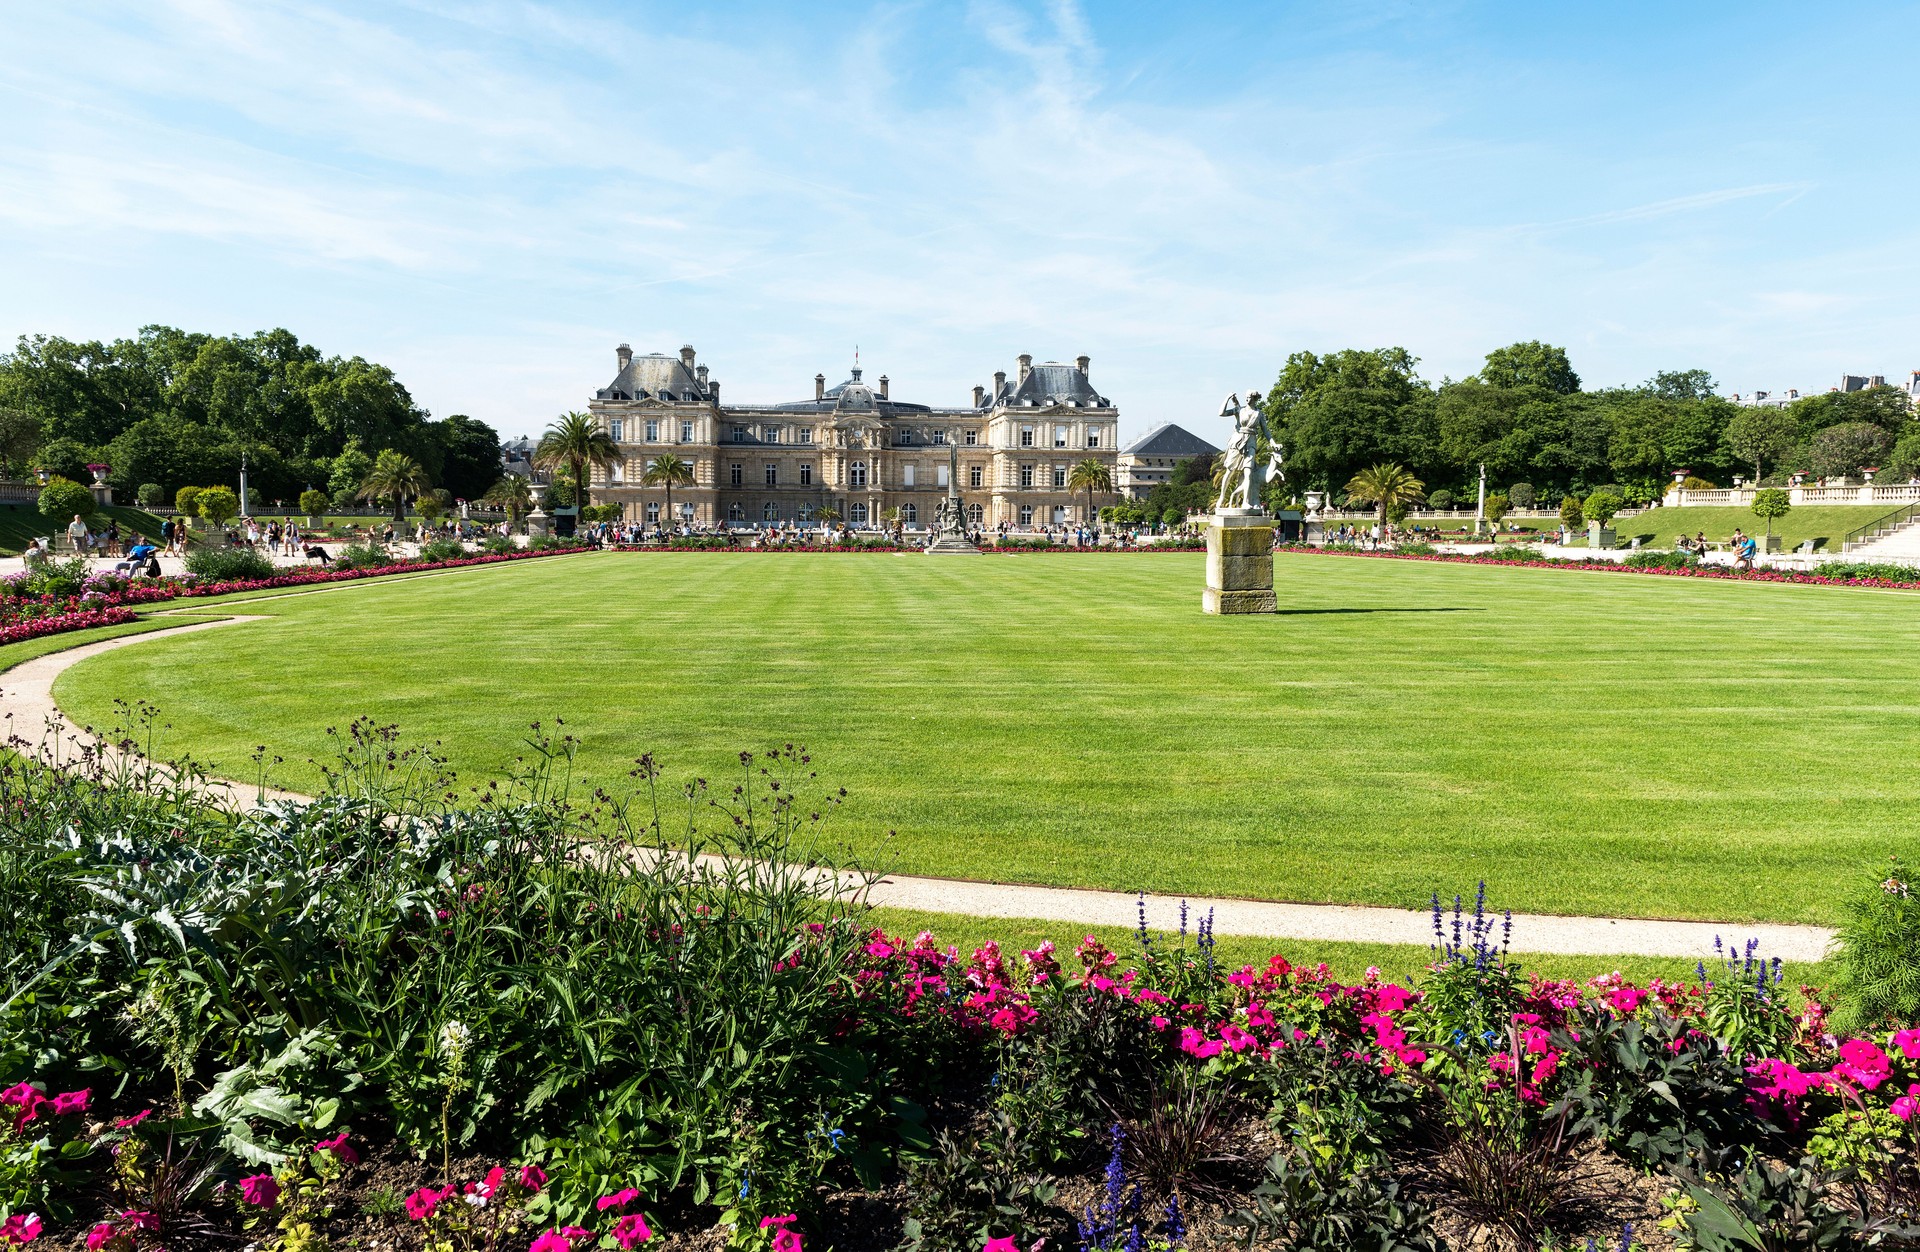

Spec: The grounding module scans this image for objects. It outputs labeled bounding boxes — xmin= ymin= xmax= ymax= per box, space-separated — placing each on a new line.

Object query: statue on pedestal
xmin=926 ymin=431 xmax=979 ymax=554
xmin=1213 ymin=392 xmax=1282 ymax=514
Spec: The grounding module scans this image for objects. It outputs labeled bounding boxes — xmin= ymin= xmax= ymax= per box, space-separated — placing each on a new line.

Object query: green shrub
xmin=135 ymin=483 xmax=166 ymax=508
xmin=1557 ymin=495 xmax=1583 ymax=529
xmin=1623 ymin=549 xmax=1697 ymax=570
xmin=299 ymin=489 xmax=330 ymax=517
xmin=1427 ymin=489 xmax=1455 ymax=511
xmin=37 ymin=476 xmax=95 ymax=520
xmin=1829 ymin=855 xmax=1920 ymax=1034
xmin=175 ymin=485 xmax=202 ymax=518
xmin=1393 ymin=541 xmax=1437 ymax=555
xmin=1508 ymin=482 xmax=1535 ymax=509
xmin=1809 ymin=561 xmax=1920 ymax=582
xmin=1583 ymin=489 xmax=1623 ymax=527
xmin=1751 ymin=487 xmax=1791 ymax=535
xmin=479 ymin=535 xmax=516 ymax=556
xmin=333 ymin=541 xmax=394 ymax=570
xmin=197 ymin=485 xmax=240 ymax=527
xmin=419 ymin=537 xmax=467 ymax=563
xmin=183 ymin=546 xmax=278 ymax=582
xmin=13 ymin=556 xmax=90 ymax=598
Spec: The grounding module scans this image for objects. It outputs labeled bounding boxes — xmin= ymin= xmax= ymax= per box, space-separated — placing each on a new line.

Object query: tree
xmin=1721 ymin=406 xmax=1800 ymax=483
xmin=533 ymin=412 xmax=621 ymax=513
xmin=641 ymin=452 xmax=696 ymax=524
xmin=1483 ymin=492 xmax=1511 ymax=528
xmin=197 ymin=485 xmax=239 ymax=528
xmin=1428 ymin=488 xmax=1456 ymax=511
xmin=1810 ymin=422 xmax=1892 ymax=480
xmin=417 ymin=493 xmax=447 ymax=523
xmin=136 ymin=483 xmax=165 ymax=508
xmin=1751 ymin=488 xmax=1791 ymax=538
xmin=1558 ymin=494 xmax=1584 ymax=529
xmin=1067 ymin=458 xmax=1113 ymax=524
xmin=1508 ymin=482 xmax=1535 ymax=509
xmin=1583 ymin=488 xmax=1623 ymax=528
xmin=1479 ymin=341 xmax=1580 ymax=395
xmin=433 ymin=414 xmax=503 ymax=503
xmin=38 ymin=477 xmax=95 ymax=521
xmin=357 ymin=449 xmax=430 ymax=520
xmin=299 ymin=488 xmax=329 ymax=518
xmin=1644 ymin=369 xmax=1717 ymax=401
xmin=0 ymin=406 xmax=38 ymax=478
xmin=814 ymin=505 xmax=841 ymax=526
xmin=481 ymin=475 xmax=533 ymax=523
xmin=175 ymin=485 xmax=202 ymax=519
xmin=1342 ymin=463 xmax=1425 ymax=532
xmin=328 ymin=441 xmax=374 ymax=509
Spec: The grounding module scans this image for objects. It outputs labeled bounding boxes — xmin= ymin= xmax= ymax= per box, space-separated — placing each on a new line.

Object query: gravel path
xmin=3 ymin=615 xmax=1837 ymax=963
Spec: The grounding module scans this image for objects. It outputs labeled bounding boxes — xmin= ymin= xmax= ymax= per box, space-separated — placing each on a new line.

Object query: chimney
xmin=680 ymin=344 xmax=696 ymax=370
xmin=709 ymin=380 xmax=720 ymax=401
xmin=696 ymin=365 xmax=709 ymax=388
xmin=972 ymin=384 xmax=985 ymax=407
xmin=616 ymin=343 xmax=632 ymax=371
xmin=878 ymin=374 xmax=889 ymax=399
xmin=815 ymin=373 xmax=826 ymax=401
xmin=1873 ymin=374 xmax=1886 ymax=388
xmin=1075 ymin=354 xmax=1089 ymax=375
xmin=1017 ymin=353 xmax=1032 ymax=384
xmin=993 ymin=369 xmax=1006 ymax=398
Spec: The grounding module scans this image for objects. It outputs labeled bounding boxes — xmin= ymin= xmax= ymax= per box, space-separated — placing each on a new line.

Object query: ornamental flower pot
xmin=1764 ymin=533 xmax=1783 ymax=553
xmin=307 ymin=515 xmax=324 ymax=530
xmin=1588 ymin=522 xmax=1616 ymax=550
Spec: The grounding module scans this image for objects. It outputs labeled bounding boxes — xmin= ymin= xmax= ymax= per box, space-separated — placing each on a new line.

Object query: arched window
xmin=900 ymin=503 xmax=917 ymax=524
xmin=849 ymin=461 xmax=868 ymax=487
xmin=849 ymin=502 xmax=868 ymax=525
xmin=762 ymin=502 xmax=779 ymax=521
xmin=798 ymin=504 xmax=813 ymax=522
xmin=966 ymin=503 xmax=982 ymax=525
xmin=728 ymin=503 xmax=744 ymax=522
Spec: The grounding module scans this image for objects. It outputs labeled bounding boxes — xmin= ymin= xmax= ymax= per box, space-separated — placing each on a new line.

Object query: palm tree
xmin=1343 ymin=463 xmax=1426 ymax=534
xmin=640 ymin=452 xmax=696 ymax=526
xmin=1067 ymin=459 xmax=1114 ymax=525
xmin=534 ymin=412 xmax=623 ymax=513
xmin=481 ymin=475 xmax=533 ymax=524
xmin=357 ymin=449 xmax=430 ymax=521
xmin=814 ymin=504 xmax=841 ymax=531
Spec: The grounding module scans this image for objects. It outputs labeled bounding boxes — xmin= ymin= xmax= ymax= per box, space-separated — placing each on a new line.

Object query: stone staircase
xmin=1842 ymin=509 xmax=1920 ymax=558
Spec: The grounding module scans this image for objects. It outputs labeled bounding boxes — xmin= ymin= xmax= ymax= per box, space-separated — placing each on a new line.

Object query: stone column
xmin=1203 ymin=513 xmax=1277 ymax=614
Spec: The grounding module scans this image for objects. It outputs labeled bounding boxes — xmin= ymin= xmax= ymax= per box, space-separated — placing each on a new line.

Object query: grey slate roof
xmin=1123 ymin=423 xmax=1219 ymax=458
xmin=1000 ymin=362 xmax=1110 ymax=408
xmin=597 ymin=354 xmax=709 ymax=402
xmin=767 ymin=368 xmax=937 ymax=415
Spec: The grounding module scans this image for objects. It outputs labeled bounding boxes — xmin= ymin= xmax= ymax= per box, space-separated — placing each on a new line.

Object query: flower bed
xmin=0 ymin=547 xmax=587 ymax=648
xmin=1287 ymin=542 xmax=1920 ymax=590
xmin=4 ymin=734 xmax=1916 ymax=1251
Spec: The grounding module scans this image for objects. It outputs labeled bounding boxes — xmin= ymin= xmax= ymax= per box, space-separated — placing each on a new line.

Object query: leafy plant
xmin=136 ymin=483 xmax=166 ymax=508
xmin=1830 ymin=856 xmax=1920 ymax=1035
xmin=1750 ymin=488 xmax=1791 ymax=537
xmin=1583 ymin=489 xmax=1623 ymax=528
xmin=419 ymin=537 xmax=467 ymax=563
xmin=896 ymin=1112 xmax=1064 ymax=1252
xmin=299 ymin=490 xmax=329 ymax=518
xmin=184 ymin=546 xmax=277 ymax=581
xmin=331 ymin=541 xmax=392 ymax=570
xmin=197 ymin=486 xmax=240 ymax=528
xmin=37 ymin=477 xmax=95 ymax=521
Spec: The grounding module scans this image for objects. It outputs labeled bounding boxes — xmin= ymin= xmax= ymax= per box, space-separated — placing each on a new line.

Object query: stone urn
xmin=1588 ymin=522 xmax=1616 ymax=550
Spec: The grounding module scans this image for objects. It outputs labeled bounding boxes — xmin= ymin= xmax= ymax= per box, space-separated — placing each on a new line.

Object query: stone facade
xmin=1118 ymin=423 xmax=1221 ymax=499
xmin=585 ymin=346 xmax=1120 ymax=528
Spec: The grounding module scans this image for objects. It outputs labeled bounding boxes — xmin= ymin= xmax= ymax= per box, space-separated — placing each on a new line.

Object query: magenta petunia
xmin=596 ymin=1189 xmax=641 ymax=1213
xmin=518 ymin=1165 xmax=548 ymax=1193
xmin=404 ymin=1186 xmax=450 ymax=1221
xmin=611 ymin=1215 xmax=652 ymax=1249
xmin=239 ymin=1174 xmax=281 ymax=1208
xmin=312 ymin=1132 xmax=359 ymax=1165
xmin=51 ymin=1090 xmax=89 ymax=1115
xmin=528 ymin=1232 xmax=572 ymax=1252
xmin=0 ymin=1213 xmax=43 ymax=1245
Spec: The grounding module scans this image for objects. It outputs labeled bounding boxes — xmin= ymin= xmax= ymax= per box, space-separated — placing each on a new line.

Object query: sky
xmin=4 ymin=0 xmax=1919 ymax=446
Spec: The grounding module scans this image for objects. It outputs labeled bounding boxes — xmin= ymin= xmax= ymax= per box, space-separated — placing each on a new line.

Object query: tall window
xmin=1053 ymin=465 xmax=1066 ymax=488
xmin=936 ymin=464 xmax=949 ymax=488
xmin=932 ymin=429 xmax=947 ymax=444
xmin=967 ymin=503 xmax=982 ymax=525
xmin=798 ymin=504 xmax=813 ymax=522
xmin=849 ymin=461 xmax=868 ymax=487
xmin=645 ymin=419 xmax=659 ymax=441
xmin=964 ymin=430 xmax=978 ymax=446
xmin=968 ymin=465 xmax=982 ymax=489
xmin=680 ymin=420 xmax=694 ymax=442
xmin=608 ymin=418 xmax=624 ymax=442
xmin=850 ymin=502 xmax=868 ymax=525
xmin=903 ymin=464 xmax=916 ymax=488
xmin=764 ymin=463 xmax=777 ymax=485
xmin=799 ymin=428 xmax=812 ymax=445
xmin=1087 ymin=429 xmax=1100 ymax=448
xmin=1020 ymin=426 xmax=1034 ymax=447
xmin=1019 ymin=505 xmax=1034 ymax=525
xmin=1020 ymin=464 xmax=1034 ymax=488
xmin=1054 ymin=425 xmax=1067 ymax=448
xmin=901 ymin=503 xmax=917 ymax=523
xmin=728 ymin=502 xmax=744 ymax=521
xmin=763 ymin=502 xmax=779 ymax=520
xmin=730 ymin=463 xmax=743 ymax=486
xmin=764 ymin=426 xmax=780 ymax=444
xmin=645 ymin=503 xmax=660 ymax=522
xmin=732 ymin=425 xmax=748 ymax=443
xmin=800 ymin=464 xmax=813 ymax=486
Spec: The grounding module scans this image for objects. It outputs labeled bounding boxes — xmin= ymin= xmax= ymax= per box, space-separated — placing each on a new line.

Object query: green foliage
xmin=418 ymin=538 xmax=467 ymax=563
xmin=298 ymin=489 xmax=329 ymax=518
xmin=1507 ymin=482 xmax=1535 ymax=509
xmin=11 ymin=556 xmax=90 ymax=598
xmin=1750 ymin=488 xmax=1791 ymax=536
xmin=327 ymin=443 xmax=374 ymax=511
xmin=331 ymin=541 xmax=392 ymax=571
xmin=896 ymin=1112 xmax=1064 ymax=1252
xmin=479 ymin=535 xmax=516 ymax=556
xmin=1558 ymin=494 xmax=1584 ymax=528
xmin=1809 ymin=422 xmax=1891 ymax=480
xmin=37 ymin=477 xmax=95 ymax=520
xmin=415 ymin=492 xmax=447 ymax=522
xmin=1483 ymin=492 xmax=1511 ymax=526
xmin=196 ymin=485 xmax=240 ymax=527
xmin=1343 ymin=463 xmax=1425 ymax=524
xmin=1427 ymin=488 xmax=1456 ymax=511
xmin=1480 ymin=340 xmax=1581 ymax=395
xmin=183 ymin=546 xmax=276 ymax=581
xmin=135 ymin=483 xmax=165 ymax=508
xmin=1624 ymin=549 xmax=1698 ymax=570
xmin=1583 ymin=489 xmax=1623 ymax=527
xmin=1675 ymin=1157 xmax=1865 ymax=1251
xmin=1722 ymin=407 xmax=1800 ymax=482
xmin=483 ymin=475 xmax=534 ymax=522
xmin=1829 ymin=856 xmax=1920 ymax=1035
xmin=356 ymin=448 xmax=429 ymax=520
xmin=174 ymin=485 xmax=201 ymax=518
xmin=534 ymin=412 xmax=620 ymax=512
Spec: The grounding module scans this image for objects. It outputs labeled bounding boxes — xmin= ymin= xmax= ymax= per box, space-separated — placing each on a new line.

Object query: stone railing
xmin=1665 ymin=482 xmax=1920 ymax=507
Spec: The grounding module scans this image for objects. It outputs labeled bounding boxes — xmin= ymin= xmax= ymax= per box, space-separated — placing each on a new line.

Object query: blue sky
xmin=4 ymin=1 xmax=1917 ymax=445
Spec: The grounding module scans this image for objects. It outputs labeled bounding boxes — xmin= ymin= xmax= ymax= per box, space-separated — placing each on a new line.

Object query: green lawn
xmin=1599 ymin=504 xmax=1890 ymax=552
xmin=51 ymin=551 xmax=1920 ymax=925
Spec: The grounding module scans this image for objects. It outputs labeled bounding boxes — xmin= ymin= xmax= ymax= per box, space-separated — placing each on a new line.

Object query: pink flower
xmin=559 ymin=1229 xmax=593 ymax=1240
xmin=239 ymin=1174 xmax=281 ymax=1207
xmin=983 ymin=1240 xmax=1020 ymax=1252
xmin=1893 ymin=1084 xmax=1920 ymax=1122
xmin=477 ymin=1167 xmax=508 ymax=1198
xmin=405 ymin=1186 xmax=450 ymax=1221
xmin=611 ymin=1214 xmax=653 ymax=1248
xmin=313 ymin=1132 xmax=359 ymax=1165
xmin=50 ymin=1090 xmax=89 ymax=1115
xmin=0 ymin=1084 xmax=34 ymax=1106
xmin=760 ymin=1216 xmax=798 ymax=1230
xmin=528 ymin=1232 xmax=572 ymax=1252
xmin=0 ymin=1214 xmax=43 ymax=1245
xmin=1834 ymin=1038 xmax=1892 ymax=1091
xmin=113 ymin=1110 xmax=151 ymax=1130
xmin=1607 ymin=987 xmax=1646 ymax=1014
xmin=1177 ymin=1026 xmax=1224 ymax=1058
xmin=85 ymin=1224 xmax=115 ymax=1251
xmin=519 ymin=1165 xmax=548 ymax=1193
xmin=1219 ymin=1024 xmax=1259 ymax=1054
xmin=597 ymin=1188 xmax=641 ymax=1212
xmin=864 ymin=940 xmax=895 ymax=960
xmin=119 ymin=1214 xmax=157 ymax=1233
xmin=773 ymin=1233 xmax=803 ymax=1252
xmin=1149 ymin=1015 xmax=1170 ymax=1031
xmin=1891 ymin=1027 xmax=1920 ymax=1060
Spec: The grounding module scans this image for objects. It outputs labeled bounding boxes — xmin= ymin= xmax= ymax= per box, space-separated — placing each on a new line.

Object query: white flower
xmin=438 ymin=1020 xmax=472 ymax=1057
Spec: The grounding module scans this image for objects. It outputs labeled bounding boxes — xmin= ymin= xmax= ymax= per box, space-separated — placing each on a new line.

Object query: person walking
xmin=66 ymin=513 xmax=91 ymax=554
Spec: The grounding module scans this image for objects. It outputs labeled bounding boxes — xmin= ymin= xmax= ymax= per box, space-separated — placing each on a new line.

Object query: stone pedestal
xmin=925 ymin=533 xmax=979 ymax=554
xmin=1203 ymin=511 xmax=1276 ymax=614
xmin=527 ymin=509 xmax=552 ymax=539
xmin=1588 ymin=523 xmax=1616 ymax=550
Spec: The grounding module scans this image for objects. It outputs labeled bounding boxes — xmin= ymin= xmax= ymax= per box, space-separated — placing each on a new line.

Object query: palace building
xmin=585 ymin=345 xmax=1120 ymax=528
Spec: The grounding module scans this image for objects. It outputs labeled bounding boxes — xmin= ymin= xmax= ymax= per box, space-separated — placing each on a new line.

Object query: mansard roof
xmin=597 ymin=353 xmax=710 ymax=403
xmin=999 ymin=362 xmax=1111 ymax=409
xmin=766 ymin=367 xmax=936 ymax=415
xmin=1123 ymin=423 xmax=1220 ymax=459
